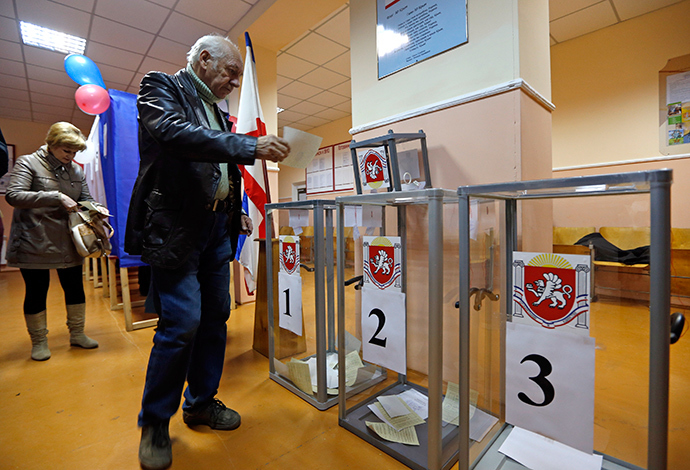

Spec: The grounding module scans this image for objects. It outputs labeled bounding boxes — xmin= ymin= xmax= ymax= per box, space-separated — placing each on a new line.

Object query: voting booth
xmin=336 ymin=188 xmax=462 ymax=470
xmin=265 ymin=200 xmax=385 ymax=410
xmin=100 ymin=89 xmax=155 ymax=331
xmin=456 ymin=170 xmax=673 ymax=470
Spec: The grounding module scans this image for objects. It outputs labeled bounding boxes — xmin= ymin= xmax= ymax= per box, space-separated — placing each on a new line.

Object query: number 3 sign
xmin=505 ymin=322 xmax=596 ymax=453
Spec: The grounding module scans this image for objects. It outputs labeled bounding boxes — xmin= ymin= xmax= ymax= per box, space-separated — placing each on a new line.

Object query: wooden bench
xmin=671 ymin=228 xmax=690 ymax=307
xmin=592 ymin=227 xmax=650 ymax=303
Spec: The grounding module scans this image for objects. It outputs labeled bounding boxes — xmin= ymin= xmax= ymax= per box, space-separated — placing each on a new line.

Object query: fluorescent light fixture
xmin=20 ymin=21 xmax=86 ymax=55
xmin=277 ymin=107 xmax=285 ymax=113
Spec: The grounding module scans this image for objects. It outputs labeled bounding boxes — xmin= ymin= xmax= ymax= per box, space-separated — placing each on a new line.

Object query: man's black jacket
xmin=125 ymin=69 xmax=257 ymax=269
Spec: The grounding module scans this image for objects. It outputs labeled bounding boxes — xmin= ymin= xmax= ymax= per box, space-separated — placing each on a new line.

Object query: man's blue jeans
xmin=138 ymin=211 xmax=233 ymax=426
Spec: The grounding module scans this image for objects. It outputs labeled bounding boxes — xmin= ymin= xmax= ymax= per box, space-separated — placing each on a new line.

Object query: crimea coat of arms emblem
xmin=358 ymin=147 xmax=390 ymax=190
xmin=512 ymin=252 xmax=591 ymax=334
xmin=363 ymin=236 xmax=402 ymax=291
xmin=279 ymin=236 xmax=300 ymax=275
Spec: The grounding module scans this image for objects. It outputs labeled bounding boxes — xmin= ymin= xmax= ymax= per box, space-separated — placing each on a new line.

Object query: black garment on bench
xmin=575 ymin=232 xmax=650 ymax=265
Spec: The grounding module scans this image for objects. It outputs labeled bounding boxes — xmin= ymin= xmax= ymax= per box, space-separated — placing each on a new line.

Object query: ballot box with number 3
xmin=456 ymin=170 xmax=674 ymax=470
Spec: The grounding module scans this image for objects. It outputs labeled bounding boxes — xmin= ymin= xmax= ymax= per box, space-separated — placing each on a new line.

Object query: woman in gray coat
xmin=6 ymin=122 xmax=106 ymax=361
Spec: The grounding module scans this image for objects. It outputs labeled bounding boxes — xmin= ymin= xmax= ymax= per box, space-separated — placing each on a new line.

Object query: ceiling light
xmin=277 ymin=107 xmax=285 ymax=113
xmin=20 ymin=21 xmax=86 ymax=55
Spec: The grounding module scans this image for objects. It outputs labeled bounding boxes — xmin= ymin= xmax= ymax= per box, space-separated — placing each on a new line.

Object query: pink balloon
xmin=75 ymin=84 xmax=110 ymax=115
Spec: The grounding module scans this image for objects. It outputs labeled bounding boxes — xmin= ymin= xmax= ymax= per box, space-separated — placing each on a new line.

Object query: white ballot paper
xmin=442 ymin=382 xmax=479 ymax=426
xmin=281 ymin=127 xmax=323 ymax=168
xmin=498 ymin=426 xmax=603 ymax=470
xmin=398 ymin=388 xmax=428 ymax=420
xmin=344 ymin=349 xmax=365 ymax=386
xmin=469 ymin=408 xmax=499 ymax=442
xmin=368 ymin=401 xmax=425 ymax=431
xmin=378 ymin=395 xmax=410 ymax=418
xmin=345 ymin=330 xmax=362 ymax=354
xmin=366 ymin=421 xmax=419 ymax=446
xmin=287 ymin=358 xmax=313 ymax=395
xmin=306 ymin=353 xmax=339 ymax=390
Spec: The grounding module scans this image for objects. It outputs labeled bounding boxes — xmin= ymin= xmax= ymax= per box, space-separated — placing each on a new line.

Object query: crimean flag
xmin=236 ymin=31 xmax=269 ymax=294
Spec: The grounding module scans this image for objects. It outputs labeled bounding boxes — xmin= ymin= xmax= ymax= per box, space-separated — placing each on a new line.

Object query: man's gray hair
xmin=186 ymin=34 xmax=240 ymax=66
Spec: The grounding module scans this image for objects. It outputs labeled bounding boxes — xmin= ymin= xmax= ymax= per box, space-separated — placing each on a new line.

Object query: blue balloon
xmin=64 ymin=54 xmax=106 ymax=89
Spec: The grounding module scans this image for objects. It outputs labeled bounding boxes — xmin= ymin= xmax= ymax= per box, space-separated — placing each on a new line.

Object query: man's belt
xmin=209 ymin=199 xmax=233 ymax=213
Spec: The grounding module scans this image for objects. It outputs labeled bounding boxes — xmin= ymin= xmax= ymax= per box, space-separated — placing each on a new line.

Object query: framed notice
xmin=0 ymin=144 xmax=15 ymax=195
xmin=306 ymin=141 xmax=354 ymax=194
xmin=666 ymin=71 xmax=690 ymax=145
xmin=377 ymin=0 xmax=468 ymax=79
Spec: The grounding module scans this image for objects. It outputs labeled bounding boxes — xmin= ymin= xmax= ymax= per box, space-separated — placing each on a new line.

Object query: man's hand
xmin=256 ymin=135 xmax=290 ymax=163
xmin=240 ymin=214 xmax=253 ymax=235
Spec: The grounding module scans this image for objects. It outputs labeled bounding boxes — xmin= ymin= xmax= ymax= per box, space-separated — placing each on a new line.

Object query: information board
xmin=377 ymin=0 xmax=468 ymax=78
xmin=306 ymin=141 xmax=354 ymax=194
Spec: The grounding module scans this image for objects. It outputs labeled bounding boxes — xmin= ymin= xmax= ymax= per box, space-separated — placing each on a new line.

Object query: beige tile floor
xmin=0 ymin=268 xmax=411 ymax=470
xmin=0 ymin=267 xmax=688 ymax=469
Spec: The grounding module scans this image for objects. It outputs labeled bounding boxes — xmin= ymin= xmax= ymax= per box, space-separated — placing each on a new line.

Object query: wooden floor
xmin=0 ymin=267 xmax=688 ymax=470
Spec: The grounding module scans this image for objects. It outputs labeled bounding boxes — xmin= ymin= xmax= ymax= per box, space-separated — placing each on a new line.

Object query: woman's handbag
xmin=69 ymin=201 xmax=114 ymax=258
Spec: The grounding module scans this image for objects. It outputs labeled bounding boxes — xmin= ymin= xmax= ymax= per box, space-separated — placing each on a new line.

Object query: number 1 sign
xmin=505 ymin=322 xmax=596 ymax=454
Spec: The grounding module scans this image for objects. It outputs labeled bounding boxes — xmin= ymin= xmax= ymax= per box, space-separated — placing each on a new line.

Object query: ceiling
xmin=0 ymin=0 xmax=684 ymax=136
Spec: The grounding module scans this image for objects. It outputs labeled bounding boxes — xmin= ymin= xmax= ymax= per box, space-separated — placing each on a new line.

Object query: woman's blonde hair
xmin=45 ymin=122 xmax=87 ymax=151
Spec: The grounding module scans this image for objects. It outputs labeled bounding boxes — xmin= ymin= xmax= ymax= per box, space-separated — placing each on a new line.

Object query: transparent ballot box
xmin=456 ymin=170 xmax=673 ymax=470
xmin=336 ymin=188 xmax=462 ymax=470
xmin=265 ymin=200 xmax=383 ymax=410
xmin=349 ymin=130 xmax=432 ymax=194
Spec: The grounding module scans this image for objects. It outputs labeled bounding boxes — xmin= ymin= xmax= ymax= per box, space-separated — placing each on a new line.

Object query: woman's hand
xmin=94 ymin=204 xmax=111 ymax=217
xmin=60 ymin=193 xmax=78 ymax=212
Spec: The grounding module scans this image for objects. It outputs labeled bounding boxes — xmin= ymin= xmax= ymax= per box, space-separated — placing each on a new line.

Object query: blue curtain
xmin=100 ymin=89 xmax=144 ymax=268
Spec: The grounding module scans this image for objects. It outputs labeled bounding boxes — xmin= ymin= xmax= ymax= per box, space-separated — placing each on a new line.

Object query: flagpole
xmin=244 ymin=31 xmax=272 ymax=205
xmin=262 ymin=160 xmax=271 ymax=204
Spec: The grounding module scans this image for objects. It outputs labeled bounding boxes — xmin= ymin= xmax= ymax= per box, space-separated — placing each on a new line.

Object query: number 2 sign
xmin=361 ymin=287 xmax=406 ymax=375
xmin=505 ymin=322 xmax=596 ymax=453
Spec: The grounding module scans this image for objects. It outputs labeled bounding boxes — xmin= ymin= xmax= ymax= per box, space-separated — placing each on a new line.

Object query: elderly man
xmin=125 ymin=34 xmax=289 ymax=470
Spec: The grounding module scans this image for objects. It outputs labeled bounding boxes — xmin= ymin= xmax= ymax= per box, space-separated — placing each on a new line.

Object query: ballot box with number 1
xmin=266 ymin=200 xmax=385 ymax=410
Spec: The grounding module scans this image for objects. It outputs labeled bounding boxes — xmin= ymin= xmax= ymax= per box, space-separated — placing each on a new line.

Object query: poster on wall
xmin=334 ymin=142 xmax=354 ymax=190
xmin=666 ymin=71 xmax=690 ymax=145
xmin=377 ymin=0 xmax=468 ymax=79
xmin=306 ymin=141 xmax=354 ymax=194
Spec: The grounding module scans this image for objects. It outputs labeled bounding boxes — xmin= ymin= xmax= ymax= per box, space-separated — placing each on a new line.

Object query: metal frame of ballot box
xmin=266 ymin=200 xmax=385 ymax=410
xmin=349 ymin=130 xmax=432 ymax=194
xmin=456 ymin=170 xmax=673 ymax=470
xmin=336 ymin=188 xmax=461 ymax=470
